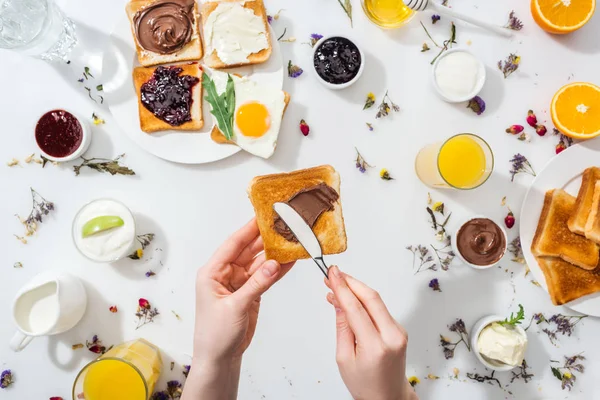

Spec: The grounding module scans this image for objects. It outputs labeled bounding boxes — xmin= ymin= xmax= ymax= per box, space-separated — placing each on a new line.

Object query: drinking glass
xmin=72 ymin=339 xmax=162 ymax=400
xmin=415 ymin=133 xmax=494 ymax=190
xmin=0 ymin=0 xmax=77 ymax=61
xmin=361 ymin=0 xmax=414 ymax=29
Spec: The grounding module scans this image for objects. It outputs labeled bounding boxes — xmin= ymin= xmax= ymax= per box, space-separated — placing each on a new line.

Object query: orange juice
xmin=361 ymin=0 xmax=414 ymax=28
xmin=438 ymin=135 xmax=486 ymax=188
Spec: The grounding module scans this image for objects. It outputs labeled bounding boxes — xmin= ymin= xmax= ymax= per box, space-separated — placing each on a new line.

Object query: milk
xmin=15 ymin=282 xmax=59 ymax=334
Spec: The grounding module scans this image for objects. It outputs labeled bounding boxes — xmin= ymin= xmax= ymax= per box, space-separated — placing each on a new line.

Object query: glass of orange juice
xmin=361 ymin=0 xmax=414 ymax=28
xmin=415 ymin=133 xmax=494 ymax=189
xmin=72 ymin=339 xmax=162 ymax=400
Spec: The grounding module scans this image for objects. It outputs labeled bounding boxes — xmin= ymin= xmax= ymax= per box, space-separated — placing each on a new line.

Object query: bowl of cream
xmin=471 ymin=315 xmax=528 ymax=372
xmin=432 ymin=49 xmax=486 ymax=103
xmin=72 ymin=199 xmax=136 ymax=263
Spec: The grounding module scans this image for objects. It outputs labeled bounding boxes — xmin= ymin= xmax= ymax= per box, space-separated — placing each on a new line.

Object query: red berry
xmin=526 ymin=110 xmax=538 ymax=127
xmin=505 ymin=211 xmax=515 ymax=229
xmin=556 ymin=143 xmax=567 ymax=154
xmin=536 ymin=124 xmax=547 ymax=136
xmin=299 ymin=119 xmax=310 ymax=136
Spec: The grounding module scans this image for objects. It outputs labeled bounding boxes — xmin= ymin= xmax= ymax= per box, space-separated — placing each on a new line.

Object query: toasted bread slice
xmin=210 ymin=92 xmax=291 ymax=145
xmin=585 ymin=181 xmax=600 ymax=244
xmin=248 ymin=165 xmax=347 ymax=264
xmin=126 ymin=0 xmax=203 ymax=67
xmin=201 ymin=0 xmax=272 ymax=69
xmin=133 ymin=63 xmax=203 ymax=133
xmin=532 ymin=189 xmax=599 ymax=270
xmin=568 ymin=167 xmax=600 ymax=235
xmin=536 ymin=256 xmax=600 ymax=305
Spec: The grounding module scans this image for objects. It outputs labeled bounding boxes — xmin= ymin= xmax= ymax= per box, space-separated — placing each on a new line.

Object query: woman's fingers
xmin=327 ymin=292 xmax=356 ymax=363
xmin=235 ymin=235 xmax=265 ymax=266
xmin=328 ymin=266 xmax=378 ymax=342
xmin=211 ymin=219 xmax=260 ymax=265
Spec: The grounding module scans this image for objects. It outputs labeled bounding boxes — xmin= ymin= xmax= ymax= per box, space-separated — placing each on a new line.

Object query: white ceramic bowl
xmin=451 ymin=215 xmax=508 ymax=270
xmin=471 ymin=315 xmax=528 ymax=372
xmin=431 ymin=49 xmax=486 ymax=103
xmin=35 ymin=109 xmax=91 ymax=162
xmin=312 ymin=35 xmax=365 ymax=90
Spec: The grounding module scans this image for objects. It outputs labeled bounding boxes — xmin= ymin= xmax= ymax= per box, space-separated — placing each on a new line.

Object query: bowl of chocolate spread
xmin=452 ymin=216 xmax=507 ymax=269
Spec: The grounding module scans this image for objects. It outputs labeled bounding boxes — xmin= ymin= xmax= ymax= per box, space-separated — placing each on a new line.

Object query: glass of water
xmin=0 ymin=0 xmax=77 ymax=61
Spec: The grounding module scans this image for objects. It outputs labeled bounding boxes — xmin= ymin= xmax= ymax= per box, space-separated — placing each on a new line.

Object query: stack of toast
xmin=248 ymin=165 xmax=348 ymax=264
xmin=532 ymin=167 xmax=600 ymax=305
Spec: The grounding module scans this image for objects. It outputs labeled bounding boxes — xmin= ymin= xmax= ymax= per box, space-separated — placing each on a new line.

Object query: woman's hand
xmin=183 ymin=219 xmax=294 ymax=400
xmin=326 ymin=266 xmax=417 ymax=400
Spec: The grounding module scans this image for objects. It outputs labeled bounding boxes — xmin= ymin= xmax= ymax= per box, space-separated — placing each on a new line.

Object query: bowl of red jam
xmin=35 ymin=109 xmax=91 ymax=162
xmin=312 ymin=35 xmax=365 ymax=90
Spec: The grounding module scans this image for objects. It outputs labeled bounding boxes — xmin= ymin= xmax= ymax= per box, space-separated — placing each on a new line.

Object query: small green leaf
xmin=82 ymin=216 xmax=124 ymax=238
xmin=202 ymin=72 xmax=235 ymax=141
xmin=499 ymin=304 xmax=525 ymax=327
xmin=551 ymin=367 xmax=563 ymax=381
xmin=96 ymin=84 xmax=103 ymax=91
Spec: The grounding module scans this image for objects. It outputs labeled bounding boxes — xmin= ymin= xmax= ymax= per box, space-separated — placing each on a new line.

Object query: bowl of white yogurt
xmin=432 ymin=49 xmax=486 ymax=103
xmin=471 ymin=315 xmax=528 ymax=372
xmin=72 ymin=199 xmax=136 ymax=263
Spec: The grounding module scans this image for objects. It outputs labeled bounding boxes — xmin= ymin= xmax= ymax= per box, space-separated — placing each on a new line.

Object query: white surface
xmin=521 ymin=138 xmax=600 ymax=316
xmin=102 ymin=15 xmax=284 ymax=164
xmin=2 ymin=0 xmax=600 ymax=399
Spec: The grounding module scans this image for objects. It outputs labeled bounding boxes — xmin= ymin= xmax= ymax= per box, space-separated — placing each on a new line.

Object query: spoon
xmin=404 ymin=0 xmax=512 ymax=38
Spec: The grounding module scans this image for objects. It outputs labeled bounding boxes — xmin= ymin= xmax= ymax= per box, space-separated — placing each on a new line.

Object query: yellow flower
xmin=564 ymin=372 xmax=572 ymax=379
xmin=514 ymin=55 xmax=521 ymax=64
xmin=427 ymin=374 xmax=439 ymax=380
xmin=380 ymin=168 xmax=388 ymax=178
xmin=408 ymin=376 xmax=420 ymax=387
xmin=453 ymin=367 xmax=460 ymax=378
xmin=136 ymin=248 xmax=143 ymax=259
xmin=92 ymin=113 xmax=105 ymax=125
xmin=432 ymin=201 xmax=444 ymax=213
xmin=367 ymin=92 xmax=375 ymax=101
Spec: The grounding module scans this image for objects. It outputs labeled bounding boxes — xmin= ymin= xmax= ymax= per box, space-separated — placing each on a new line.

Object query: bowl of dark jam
xmin=313 ymin=35 xmax=364 ymax=89
xmin=35 ymin=109 xmax=91 ymax=162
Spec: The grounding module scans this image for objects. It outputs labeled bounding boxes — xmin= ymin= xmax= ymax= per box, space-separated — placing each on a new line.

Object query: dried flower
xmin=73 ymin=154 xmax=135 ymax=176
xmin=86 ymin=335 xmax=111 ymax=354
xmin=531 ymin=280 xmax=542 ymax=287
xmin=15 ymin=188 xmax=55 ymax=240
xmin=424 ymin=22 xmax=457 ymax=65
xmin=375 ymin=90 xmax=400 ymax=119
xmin=498 ymin=53 xmax=521 ymax=78
xmin=453 ymin=368 xmax=459 ymax=378
xmin=355 ymin=148 xmax=372 ymax=173
xmin=364 ymin=92 xmax=376 ymax=110
xmin=511 ymin=360 xmax=534 ymax=383
xmin=366 ymin=122 xmax=373 ymax=131
xmin=526 ymin=110 xmax=538 ymax=127
xmin=309 ymin=33 xmax=323 ymax=47
xmin=530 ymin=313 xmax=588 ymax=344
xmin=0 ymin=370 xmax=13 ymax=389
xmin=408 ymin=376 xmax=420 ymax=387
xmin=109 ymin=305 xmax=118 ymax=313
xmin=536 ymin=125 xmax=547 ymax=136
xmin=551 ymin=354 xmax=585 ymax=391
xmin=336 ymin=0 xmax=353 ymax=26
xmin=440 ymin=318 xmax=470 ymax=359
xmin=429 ymin=278 xmax=441 ymax=292
xmin=466 ymin=371 xmax=502 ymax=389
xmin=556 ymin=142 xmax=567 ymax=154
xmin=145 ymin=270 xmax=156 ymax=278
xmin=7 ymin=158 xmax=19 ymax=167
xmin=128 ymin=233 xmax=155 ymax=260
xmin=299 ymin=119 xmax=310 ymax=136
xmin=467 ymin=96 xmax=486 ymax=115
xmin=432 ymin=202 xmax=444 ymax=214
xmin=431 ymin=14 xmax=441 ymax=24
xmin=50 ymin=397 xmax=64 ymax=400
xmin=506 ymin=124 xmax=524 ymax=134
xmin=172 ymin=310 xmax=182 ymax=320
xmin=379 ymin=168 xmax=393 ymax=180
xmin=407 ymin=245 xmax=435 ymax=274
xmin=421 ymin=43 xmax=430 ymax=52
xmin=13 ymin=262 xmax=23 ymax=268
xmin=136 ymin=298 xmax=159 ymax=329
xmin=504 ymin=11 xmax=523 ymax=31
xmin=287 ymin=60 xmax=303 ymax=78
xmin=92 ymin=113 xmax=105 ymax=125
xmin=505 ymin=210 xmax=515 ymax=229
xmin=183 ymin=365 xmax=191 ymax=378
xmin=427 ymin=374 xmax=439 ymax=380
xmin=72 ymin=343 xmax=84 ymax=350
xmin=509 ymin=154 xmax=536 ymax=182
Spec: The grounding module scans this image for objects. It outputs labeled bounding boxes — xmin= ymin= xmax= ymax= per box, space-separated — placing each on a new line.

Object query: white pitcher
xmin=10 ymin=272 xmax=87 ymax=352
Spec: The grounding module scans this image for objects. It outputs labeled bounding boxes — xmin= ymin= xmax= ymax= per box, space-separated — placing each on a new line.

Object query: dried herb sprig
xmin=15 ymin=188 xmax=55 ymax=241
xmin=128 ymin=233 xmax=156 ymax=260
xmin=407 ymin=245 xmax=436 ymax=274
xmin=355 ymin=148 xmax=372 ymax=173
xmin=440 ymin=319 xmax=470 ymax=359
xmin=527 ymin=313 xmax=587 ymax=345
xmin=375 ymin=91 xmax=400 ymax=119
xmin=511 ymin=360 xmax=534 ymax=383
xmin=551 ymin=354 xmax=585 ymax=391
xmin=136 ymin=298 xmax=160 ymax=330
xmin=336 ymin=0 xmax=353 ymax=27
xmin=509 ymin=154 xmax=536 ymax=181
xmin=508 ymin=237 xmax=525 ymax=264
xmin=504 ymin=11 xmax=523 ymax=31
xmin=498 ymin=53 xmax=521 ymax=79
xmin=73 ymin=154 xmax=135 ymax=176
xmin=430 ymin=22 xmax=457 ymax=65
xmin=466 ymin=371 xmax=502 ymax=389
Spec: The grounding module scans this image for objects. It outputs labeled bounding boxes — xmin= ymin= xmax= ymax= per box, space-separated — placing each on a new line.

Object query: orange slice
xmin=551 ymin=82 xmax=600 ymax=139
xmin=531 ymin=0 xmax=596 ymax=34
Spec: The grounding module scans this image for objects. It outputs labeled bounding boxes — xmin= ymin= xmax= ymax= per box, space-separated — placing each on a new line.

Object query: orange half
xmin=531 ymin=0 xmax=596 ymax=34
xmin=551 ymin=82 xmax=600 ymax=139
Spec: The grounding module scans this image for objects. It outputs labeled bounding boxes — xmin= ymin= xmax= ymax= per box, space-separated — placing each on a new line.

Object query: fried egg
xmin=211 ymin=71 xmax=286 ymax=159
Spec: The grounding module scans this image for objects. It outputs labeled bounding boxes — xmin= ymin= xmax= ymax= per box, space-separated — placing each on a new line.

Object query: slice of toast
xmin=536 ymin=256 xmax=600 ymax=305
xmin=585 ymin=181 xmax=600 ymax=244
xmin=126 ymin=0 xmax=203 ymax=67
xmin=568 ymin=167 xmax=600 ymax=235
xmin=532 ymin=189 xmax=599 ymax=270
xmin=248 ymin=165 xmax=347 ymax=264
xmin=133 ymin=63 xmax=203 ymax=133
xmin=201 ymin=0 xmax=272 ymax=69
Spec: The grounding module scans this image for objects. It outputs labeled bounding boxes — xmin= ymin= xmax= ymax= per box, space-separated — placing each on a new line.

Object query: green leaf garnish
xmin=82 ymin=216 xmax=124 ymax=238
xmin=499 ymin=304 xmax=525 ymax=327
xmin=202 ymin=72 xmax=235 ymax=141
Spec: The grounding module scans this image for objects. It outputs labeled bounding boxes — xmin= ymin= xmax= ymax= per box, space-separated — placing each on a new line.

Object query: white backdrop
xmin=1 ymin=0 xmax=599 ymax=398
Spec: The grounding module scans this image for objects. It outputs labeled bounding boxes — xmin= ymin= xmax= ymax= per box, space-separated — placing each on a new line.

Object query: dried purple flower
xmin=183 ymin=365 xmax=191 ymax=378
xmin=509 ymin=154 xmax=536 ymax=182
xmin=551 ymin=354 xmax=586 ymax=391
xmin=136 ymin=298 xmax=160 ymax=330
xmin=511 ymin=360 xmax=534 ymax=383
xmin=504 ymin=10 xmax=523 ymax=31
xmin=375 ymin=90 xmax=400 ymax=119
xmin=440 ymin=319 xmax=470 ymax=359
xmin=498 ymin=53 xmax=521 ymax=78
xmin=354 ymin=148 xmax=372 ymax=173
xmin=145 ymin=270 xmax=156 ymax=278
xmin=429 ymin=278 xmax=441 ymax=292
xmin=287 ymin=60 xmax=303 ymax=78
xmin=467 ymin=96 xmax=486 ymax=115
xmin=366 ymin=122 xmax=374 ymax=131
xmin=267 ymin=15 xmax=273 ymax=24
xmin=310 ymin=33 xmax=323 ymax=47
xmin=432 ymin=14 xmax=441 ymax=24
xmin=0 ymin=370 xmax=13 ymax=389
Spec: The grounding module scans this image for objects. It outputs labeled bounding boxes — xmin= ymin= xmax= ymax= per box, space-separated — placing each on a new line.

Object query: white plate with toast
xmin=521 ymin=138 xmax=600 ymax=316
xmin=101 ymin=14 xmax=283 ymax=164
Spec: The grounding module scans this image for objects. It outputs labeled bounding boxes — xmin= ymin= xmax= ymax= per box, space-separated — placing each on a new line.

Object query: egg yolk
xmin=236 ymin=102 xmax=271 ymax=137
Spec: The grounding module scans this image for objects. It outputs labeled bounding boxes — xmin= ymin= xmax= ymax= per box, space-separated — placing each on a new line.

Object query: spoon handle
xmin=430 ymin=3 xmax=513 ymax=38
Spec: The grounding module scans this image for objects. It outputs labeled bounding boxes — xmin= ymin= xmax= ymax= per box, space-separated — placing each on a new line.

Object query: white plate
xmin=520 ymin=138 xmax=600 ymax=316
xmin=101 ymin=16 xmax=284 ymax=164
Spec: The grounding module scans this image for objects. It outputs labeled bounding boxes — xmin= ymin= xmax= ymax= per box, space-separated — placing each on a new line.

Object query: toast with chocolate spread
xmin=248 ymin=165 xmax=347 ymax=264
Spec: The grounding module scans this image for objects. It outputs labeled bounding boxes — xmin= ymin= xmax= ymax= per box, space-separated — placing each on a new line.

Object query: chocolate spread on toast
xmin=274 ymin=183 xmax=339 ymax=242
xmin=134 ymin=0 xmax=195 ymax=55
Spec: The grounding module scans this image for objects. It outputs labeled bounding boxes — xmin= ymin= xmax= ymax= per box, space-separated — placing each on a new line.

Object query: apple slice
xmin=82 ymin=216 xmax=124 ymax=238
